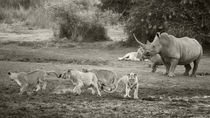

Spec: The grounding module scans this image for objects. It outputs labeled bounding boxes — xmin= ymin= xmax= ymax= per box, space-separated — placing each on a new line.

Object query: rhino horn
xmin=146 ymin=40 xmax=151 ymax=45
xmin=133 ymin=33 xmax=146 ymax=48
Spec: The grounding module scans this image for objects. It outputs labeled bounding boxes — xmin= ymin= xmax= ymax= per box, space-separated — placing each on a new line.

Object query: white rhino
xmin=133 ymin=33 xmax=203 ymax=77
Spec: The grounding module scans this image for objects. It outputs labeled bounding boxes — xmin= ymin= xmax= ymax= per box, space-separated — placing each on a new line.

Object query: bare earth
xmin=0 ymin=28 xmax=210 ymax=118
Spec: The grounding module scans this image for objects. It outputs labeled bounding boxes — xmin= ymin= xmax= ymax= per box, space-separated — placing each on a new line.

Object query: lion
xmin=8 ymin=69 xmax=59 ymax=95
xmin=104 ymin=72 xmax=139 ymax=99
xmin=58 ymin=69 xmax=101 ymax=96
xmin=118 ymin=47 xmax=145 ymax=61
xmin=81 ymin=68 xmax=117 ymax=91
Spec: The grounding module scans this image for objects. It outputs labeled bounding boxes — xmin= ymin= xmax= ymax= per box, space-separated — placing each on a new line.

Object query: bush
xmin=51 ymin=1 xmax=109 ymax=42
xmin=100 ymin=0 xmax=210 ymax=46
xmin=0 ymin=0 xmax=50 ymax=28
xmin=126 ymin=0 xmax=210 ymax=46
xmin=25 ymin=7 xmax=51 ymax=28
xmin=0 ymin=0 xmax=42 ymax=9
xmin=95 ymin=10 xmax=122 ymax=25
xmin=100 ymin=0 xmax=133 ymax=17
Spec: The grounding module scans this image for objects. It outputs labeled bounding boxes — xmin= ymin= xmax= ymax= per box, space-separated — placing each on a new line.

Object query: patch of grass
xmin=0 ymin=49 xmax=109 ymax=66
xmin=0 ymin=41 xmax=49 ymax=49
xmin=16 ymin=57 xmax=109 ymax=66
xmin=105 ymin=41 xmax=128 ymax=50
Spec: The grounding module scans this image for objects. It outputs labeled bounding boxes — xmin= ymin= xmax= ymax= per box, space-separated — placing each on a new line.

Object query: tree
xmin=100 ymin=0 xmax=210 ymax=46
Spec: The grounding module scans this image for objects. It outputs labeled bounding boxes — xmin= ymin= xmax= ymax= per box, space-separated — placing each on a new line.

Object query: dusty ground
xmin=0 ymin=28 xmax=210 ymax=118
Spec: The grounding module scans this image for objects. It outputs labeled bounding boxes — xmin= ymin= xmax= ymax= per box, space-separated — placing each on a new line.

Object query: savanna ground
xmin=0 ymin=25 xmax=210 ymax=118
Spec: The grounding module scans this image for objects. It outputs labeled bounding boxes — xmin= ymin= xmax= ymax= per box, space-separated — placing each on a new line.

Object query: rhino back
xmin=161 ymin=35 xmax=202 ymax=65
xmin=176 ymin=37 xmax=202 ymax=64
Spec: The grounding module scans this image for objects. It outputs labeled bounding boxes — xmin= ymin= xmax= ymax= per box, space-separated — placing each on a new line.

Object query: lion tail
xmin=46 ymin=71 xmax=61 ymax=78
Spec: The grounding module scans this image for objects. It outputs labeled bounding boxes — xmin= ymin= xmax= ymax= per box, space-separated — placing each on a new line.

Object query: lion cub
xmin=105 ymin=72 xmax=139 ymax=99
xmin=8 ymin=70 xmax=59 ymax=95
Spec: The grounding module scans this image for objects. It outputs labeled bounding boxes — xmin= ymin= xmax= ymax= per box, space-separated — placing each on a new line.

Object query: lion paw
xmin=134 ymin=96 xmax=139 ymax=99
xmin=168 ymin=72 xmax=175 ymax=77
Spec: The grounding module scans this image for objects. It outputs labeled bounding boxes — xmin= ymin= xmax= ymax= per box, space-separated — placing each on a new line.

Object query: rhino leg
xmin=164 ymin=62 xmax=170 ymax=75
xmin=168 ymin=59 xmax=178 ymax=77
xmin=162 ymin=58 xmax=170 ymax=75
xmin=191 ymin=59 xmax=200 ymax=77
xmin=183 ymin=64 xmax=191 ymax=76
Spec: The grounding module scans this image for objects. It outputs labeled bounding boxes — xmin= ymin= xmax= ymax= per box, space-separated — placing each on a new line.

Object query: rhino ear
xmin=156 ymin=32 xmax=161 ymax=38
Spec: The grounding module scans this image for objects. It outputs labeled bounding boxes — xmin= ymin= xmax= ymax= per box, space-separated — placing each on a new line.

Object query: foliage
xmin=0 ymin=0 xmax=42 ymax=9
xmin=0 ymin=0 xmax=50 ymax=28
xmin=127 ymin=0 xmax=210 ymax=46
xmin=100 ymin=0 xmax=133 ymax=17
xmin=50 ymin=1 xmax=108 ymax=42
xmin=100 ymin=0 xmax=210 ymax=46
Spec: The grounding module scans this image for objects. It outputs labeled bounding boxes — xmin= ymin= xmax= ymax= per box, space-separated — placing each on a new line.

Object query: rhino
xmin=133 ymin=32 xmax=203 ymax=77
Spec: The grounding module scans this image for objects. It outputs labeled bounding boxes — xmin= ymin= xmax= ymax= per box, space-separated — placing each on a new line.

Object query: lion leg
xmin=168 ymin=59 xmax=178 ymax=77
xmin=77 ymin=88 xmax=82 ymax=95
xmin=72 ymin=87 xmax=77 ymax=93
xmin=42 ymin=81 xmax=47 ymax=90
xmin=73 ymin=84 xmax=82 ymax=95
xmin=124 ymin=84 xmax=131 ymax=98
xmin=35 ymin=84 xmax=41 ymax=92
xmin=92 ymin=82 xmax=101 ymax=96
xmin=19 ymin=84 xmax=28 ymax=95
xmin=89 ymin=87 xmax=96 ymax=95
xmin=73 ymin=87 xmax=81 ymax=95
xmin=38 ymin=76 xmax=47 ymax=90
xmin=133 ymin=58 xmax=140 ymax=61
xmin=118 ymin=57 xmax=123 ymax=61
xmin=118 ymin=54 xmax=129 ymax=61
xmin=183 ymin=64 xmax=191 ymax=76
xmin=134 ymin=84 xmax=139 ymax=99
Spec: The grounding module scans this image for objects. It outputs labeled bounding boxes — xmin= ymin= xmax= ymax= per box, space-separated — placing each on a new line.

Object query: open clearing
xmin=0 ymin=29 xmax=210 ymax=118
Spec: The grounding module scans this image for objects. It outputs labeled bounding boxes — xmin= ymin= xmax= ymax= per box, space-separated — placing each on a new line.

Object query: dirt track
xmin=0 ymin=29 xmax=210 ymax=117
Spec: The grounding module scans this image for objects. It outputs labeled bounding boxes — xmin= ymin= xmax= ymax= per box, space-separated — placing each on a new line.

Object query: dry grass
xmin=0 ymin=1 xmax=51 ymax=29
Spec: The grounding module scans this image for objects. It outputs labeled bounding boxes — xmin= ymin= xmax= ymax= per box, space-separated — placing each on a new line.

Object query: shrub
xmin=0 ymin=1 xmax=50 ymax=28
xmin=25 ymin=7 xmax=51 ymax=28
xmin=100 ymin=0 xmax=210 ymax=46
xmin=0 ymin=0 xmax=42 ymax=9
xmin=95 ymin=10 xmax=122 ymax=25
xmin=51 ymin=2 xmax=109 ymax=42
xmin=126 ymin=0 xmax=210 ymax=46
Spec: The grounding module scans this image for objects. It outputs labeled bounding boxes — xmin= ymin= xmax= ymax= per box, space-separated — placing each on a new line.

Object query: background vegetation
xmin=100 ymin=0 xmax=210 ymax=47
xmin=0 ymin=0 xmax=210 ymax=48
xmin=0 ymin=0 xmax=111 ymax=42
